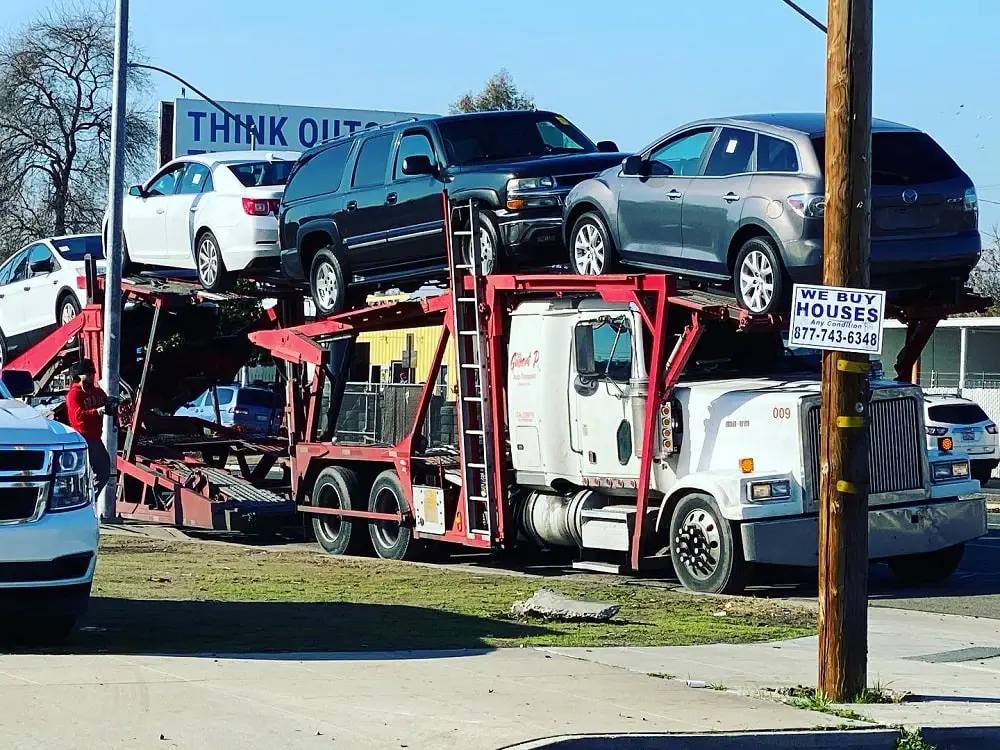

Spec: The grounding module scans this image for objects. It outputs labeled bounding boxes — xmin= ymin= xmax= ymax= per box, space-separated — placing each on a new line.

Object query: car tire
xmin=310 ymin=247 xmax=350 ymax=317
xmin=669 ymin=492 xmax=750 ymax=595
xmin=972 ymin=466 xmax=994 ymax=485
xmin=462 ymin=210 xmax=503 ymax=275
xmin=196 ymin=231 xmax=235 ymax=292
xmin=733 ymin=236 xmax=787 ymax=315
xmin=0 ymin=327 xmax=8 ymax=369
xmin=57 ymin=293 xmax=81 ymax=328
xmin=569 ymin=212 xmax=618 ymax=275
xmin=367 ymin=469 xmax=423 ymax=561
xmin=887 ymin=543 xmax=965 ymax=585
xmin=311 ymin=465 xmax=371 ymax=556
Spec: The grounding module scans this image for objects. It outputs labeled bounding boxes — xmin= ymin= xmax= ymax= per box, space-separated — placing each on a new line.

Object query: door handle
xmin=666 ymin=190 xmax=682 ymax=200
xmin=23 ymin=286 xmax=30 ymax=291
xmin=385 ymin=192 xmax=398 ymax=206
xmin=156 ymin=208 xmax=165 ymax=214
xmin=189 ymin=206 xmax=198 ymax=212
xmin=346 ymin=200 xmax=358 ymax=212
xmin=723 ymin=192 xmax=741 ymax=203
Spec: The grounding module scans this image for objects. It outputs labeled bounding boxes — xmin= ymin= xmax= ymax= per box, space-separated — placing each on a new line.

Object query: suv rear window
xmin=237 ymin=389 xmax=274 ymax=408
xmin=811 ymin=132 xmax=963 ymax=185
xmin=283 ymin=142 xmax=352 ymax=202
xmin=928 ymin=403 xmax=990 ymax=425
xmin=54 ymin=235 xmax=104 ymax=261
xmin=227 ymin=160 xmax=295 ymax=188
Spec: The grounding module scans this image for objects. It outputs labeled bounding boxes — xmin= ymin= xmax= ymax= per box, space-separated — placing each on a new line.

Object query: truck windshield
xmin=681 ymin=328 xmax=821 ymax=379
xmin=438 ymin=112 xmax=597 ymax=165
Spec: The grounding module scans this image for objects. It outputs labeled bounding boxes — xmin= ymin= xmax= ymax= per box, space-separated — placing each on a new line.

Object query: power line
xmin=780 ymin=0 xmax=828 ymax=33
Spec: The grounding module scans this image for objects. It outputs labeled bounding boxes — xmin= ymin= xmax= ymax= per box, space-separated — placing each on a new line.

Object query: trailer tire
xmin=668 ymin=493 xmax=749 ymax=595
xmin=888 ymin=543 xmax=965 ymax=585
xmin=368 ymin=469 xmax=423 ymax=561
xmin=311 ymin=466 xmax=370 ymax=556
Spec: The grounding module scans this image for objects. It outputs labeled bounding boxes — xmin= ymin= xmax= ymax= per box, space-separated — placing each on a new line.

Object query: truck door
xmin=568 ymin=313 xmax=638 ymax=479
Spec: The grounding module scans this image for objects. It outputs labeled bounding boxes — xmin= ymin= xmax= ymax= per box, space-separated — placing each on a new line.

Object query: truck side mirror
xmin=574 ymin=323 xmax=597 ymax=376
xmin=2 ymin=369 xmax=35 ymax=399
xmin=402 ymin=155 xmax=436 ymax=177
xmin=597 ymin=140 xmax=619 ymax=153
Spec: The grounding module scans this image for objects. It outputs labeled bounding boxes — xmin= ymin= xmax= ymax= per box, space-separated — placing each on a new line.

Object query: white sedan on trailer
xmin=106 ymin=150 xmax=300 ymax=291
xmin=0 ymin=234 xmax=105 ymax=367
xmin=924 ymin=394 xmax=999 ymax=483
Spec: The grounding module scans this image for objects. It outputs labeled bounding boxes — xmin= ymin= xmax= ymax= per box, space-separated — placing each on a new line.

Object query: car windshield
xmin=53 ymin=235 xmax=104 ymax=261
xmin=438 ymin=112 xmax=597 ymax=165
xmin=227 ymin=160 xmax=296 ymax=187
xmin=236 ymin=389 xmax=274 ymax=407
xmin=928 ymin=403 xmax=990 ymax=425
xmin=682 ymin=328 xmax=821 ymax=379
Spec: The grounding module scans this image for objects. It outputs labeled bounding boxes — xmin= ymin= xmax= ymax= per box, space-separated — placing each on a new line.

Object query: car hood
xmin=0 ymin=398 xmax=83 ymax=446
xmin=451 ymin=152 xmax=629 ymax=179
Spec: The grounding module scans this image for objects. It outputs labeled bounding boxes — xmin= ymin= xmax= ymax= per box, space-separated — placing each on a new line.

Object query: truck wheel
xmin=310 ymin=248 xmax=349 ymax=317
xmin=669 ymin=493 xmax=749 ymax=595
xmin=311 ymin=466 xmax=370 ymax=556
xmin=368 ymin=469 xmax=423 ymax=560
xmin=888 ymin=543 xmax=965 ymax=585
xmin=463 ymin=211 xmax=502 ymax=275
xmin=569 ymin=212 xmax=618 ymax=275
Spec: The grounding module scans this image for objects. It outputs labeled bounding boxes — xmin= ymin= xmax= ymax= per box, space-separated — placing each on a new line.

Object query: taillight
xmin=242 ymin=197 xmax=280 ymax=216
xmin=964 ymin=187 xmax=978 ymax=217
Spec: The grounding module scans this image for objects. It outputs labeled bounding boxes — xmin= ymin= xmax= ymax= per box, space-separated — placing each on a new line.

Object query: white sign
xmin=788 ymin=284 xmax=886 ymax=355
xmin=171 ymin=98 xmax=436 ymax=156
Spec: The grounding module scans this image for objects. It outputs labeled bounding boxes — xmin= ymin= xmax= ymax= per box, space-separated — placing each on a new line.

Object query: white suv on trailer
xmin=0 ymin=370 xmax=99 ymax=643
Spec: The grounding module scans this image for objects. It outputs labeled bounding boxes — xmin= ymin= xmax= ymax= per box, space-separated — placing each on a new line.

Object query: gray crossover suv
xmin=563 ymin=113 xmax=981 ymax=314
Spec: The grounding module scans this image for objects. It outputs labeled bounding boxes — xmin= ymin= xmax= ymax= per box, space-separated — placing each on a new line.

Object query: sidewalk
xmin=543 ymin=606 xmax=1000 ymax=729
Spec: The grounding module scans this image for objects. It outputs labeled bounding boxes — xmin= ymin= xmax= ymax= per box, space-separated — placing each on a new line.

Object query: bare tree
xmin=0 ymin=3 xmax=156 ymax=259
xmin=450 ymin=69 xmax=535 ymax=114
xmin=969 ymin=226 xmax=1000 ymax=313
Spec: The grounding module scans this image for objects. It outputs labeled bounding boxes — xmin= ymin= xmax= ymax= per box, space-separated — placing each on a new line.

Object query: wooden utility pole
xmin=818 ymin=0 xmax=874 ymax=701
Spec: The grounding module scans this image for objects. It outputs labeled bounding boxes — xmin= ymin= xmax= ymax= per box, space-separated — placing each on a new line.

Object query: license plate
xmin=961 ymin=430 xmax=975 ymax=441
xmin=875 ymin=207 xmax=936 ymax=231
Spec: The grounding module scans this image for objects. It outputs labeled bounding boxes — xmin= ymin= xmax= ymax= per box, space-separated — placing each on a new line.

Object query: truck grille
xmin=0 ymin=486 xmax=44 ymax=523
xmin=0 ymin=450 xmax=45 ymax=472
xmin=806 ymin=396 xmax=924 ymax=497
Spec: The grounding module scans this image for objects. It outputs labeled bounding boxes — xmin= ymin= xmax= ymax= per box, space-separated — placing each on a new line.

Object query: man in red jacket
xmin=66 ymin=359 xmax=113 ymax=497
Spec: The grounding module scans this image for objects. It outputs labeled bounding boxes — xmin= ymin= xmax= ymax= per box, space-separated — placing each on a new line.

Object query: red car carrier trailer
xmin=1 ymin=193 xmax=990 ymax=593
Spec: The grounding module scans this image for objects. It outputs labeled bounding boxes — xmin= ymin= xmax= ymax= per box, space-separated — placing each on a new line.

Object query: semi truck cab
xmin=508 ymin=298 xmax=987 ymax=593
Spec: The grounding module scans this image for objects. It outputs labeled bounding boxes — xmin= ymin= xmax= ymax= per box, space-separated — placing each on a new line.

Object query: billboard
xmin=168 ymin=98 xmax=436 ymax=159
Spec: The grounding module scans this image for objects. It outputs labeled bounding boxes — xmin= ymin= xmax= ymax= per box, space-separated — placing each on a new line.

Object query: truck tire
xmin=311 ymin=466 xmax=370 ymax=556
xmin=367 ymin=469 xmax=423 ymax=560
xmin=668 ymin=493 xmax=750 ymax=595
xmin=888 ymin=543 xmax=965 ymax=585
xmin=463 ymin=210 xmax=502 ymax=275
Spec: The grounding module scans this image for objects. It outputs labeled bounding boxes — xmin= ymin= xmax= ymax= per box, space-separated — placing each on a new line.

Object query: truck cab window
xmin=575 ymin=317 xmax=632 ymax=382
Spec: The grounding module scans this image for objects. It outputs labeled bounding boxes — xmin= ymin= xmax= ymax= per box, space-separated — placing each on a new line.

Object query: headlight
xmin=747 ymin=479 xmax=792 ymax=502
xmin=49 ymin=447 xmax=92 ymax=512
xmin=507 ymin=176 xmax=555 ymax=192
xmin=926 ymin=426 xmax=948 ymax=436
xmin=931 ymin=460 xmax=970 ymax=482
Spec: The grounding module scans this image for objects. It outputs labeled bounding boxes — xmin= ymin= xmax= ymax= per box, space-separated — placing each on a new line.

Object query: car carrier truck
xmin=1 ymin=195 xmax=989 ymax=595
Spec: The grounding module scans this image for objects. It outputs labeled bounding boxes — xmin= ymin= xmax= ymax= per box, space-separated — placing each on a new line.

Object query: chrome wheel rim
xmin=467 ymin=226 xmax=495 ymax=275
xmin=372 ymin=487 xmax=401 ymax=549
xmin=60 ymin=302 xmax=77 ymax=325
xmin=573 ymin=223 xmax=606 ymax=275
xmin=198 ymin=237 xmax=219 ymax=287
xmin=314 ymin=261 xmax=340 ymax=311
xmin=674 ymin=508 xmax=722 ymax=581
xmin=739 ymin=249 xmax=774 ymax=313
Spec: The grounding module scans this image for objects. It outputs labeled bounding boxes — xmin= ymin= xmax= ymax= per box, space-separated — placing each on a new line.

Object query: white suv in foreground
xmin=0 ymin=370 xmax=98 ymax=643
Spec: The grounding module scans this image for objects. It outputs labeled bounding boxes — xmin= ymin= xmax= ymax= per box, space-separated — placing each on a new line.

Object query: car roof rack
xmin=316 ymin=116 xmax=422 ymax=147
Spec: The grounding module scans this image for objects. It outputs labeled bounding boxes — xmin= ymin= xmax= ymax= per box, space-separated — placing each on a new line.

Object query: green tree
xmin=450 ymin=68 xmax=535 ymax=114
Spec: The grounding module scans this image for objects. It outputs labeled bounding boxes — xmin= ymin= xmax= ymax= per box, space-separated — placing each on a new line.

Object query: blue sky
xmin=3 ymin=0 xmax=999 ymax=233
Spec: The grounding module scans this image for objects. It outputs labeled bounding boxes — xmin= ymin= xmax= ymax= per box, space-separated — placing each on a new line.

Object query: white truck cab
xmin=508 ymin=298 xmax=987 ymax=593
xmin=0 ymin=370 xmax=99 ymax=641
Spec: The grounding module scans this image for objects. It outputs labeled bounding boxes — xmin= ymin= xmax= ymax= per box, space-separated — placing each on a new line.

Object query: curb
xmin=499 ymin=727 xmax=1000 ymax=750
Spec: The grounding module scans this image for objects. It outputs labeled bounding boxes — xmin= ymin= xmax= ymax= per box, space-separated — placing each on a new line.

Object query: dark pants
xmin=86 ymin=438 xmax=112 ymax=498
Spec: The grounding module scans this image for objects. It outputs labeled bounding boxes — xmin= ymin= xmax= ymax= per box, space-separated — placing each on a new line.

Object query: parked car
xmin=563 ymin=114 xmax=981 ymax=314
xmin=105 ymin=150 xmax=300 ymax=292
xmin=278 ymin=110 xmax=626 ymax=316
xmin=174 ymin=384 xmax=281 ymax=435
xmin=0 ymin=234 xmax=105 ymax=367
xmin=924 ymin=395 xmax=998 ymax=483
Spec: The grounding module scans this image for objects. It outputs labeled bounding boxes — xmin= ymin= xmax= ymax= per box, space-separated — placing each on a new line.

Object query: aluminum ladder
xmin=447 ymin=198 xmax=497 ymax=539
